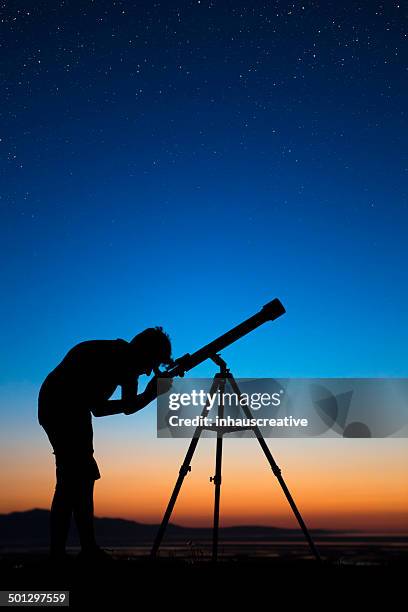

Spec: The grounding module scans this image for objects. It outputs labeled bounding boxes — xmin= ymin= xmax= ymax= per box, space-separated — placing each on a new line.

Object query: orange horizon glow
xmin=2 ymin=433 xmax=407 ymax=534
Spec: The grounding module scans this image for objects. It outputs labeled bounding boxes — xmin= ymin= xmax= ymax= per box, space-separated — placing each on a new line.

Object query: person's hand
xmin=145 ymin=375 xmax=173 ymax=400
xmin=157 ymin=376 xmax=173 ymax=396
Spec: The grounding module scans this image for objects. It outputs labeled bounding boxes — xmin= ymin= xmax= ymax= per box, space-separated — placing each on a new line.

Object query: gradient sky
xmin=1 ymin=1 xmax=407 ymax=532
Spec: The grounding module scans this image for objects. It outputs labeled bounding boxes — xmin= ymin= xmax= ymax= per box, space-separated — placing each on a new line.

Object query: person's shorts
xmin=40 ymin=420 xmax=101 ymax=481
xmin=55 ymin=454 xmax=101 ymax=482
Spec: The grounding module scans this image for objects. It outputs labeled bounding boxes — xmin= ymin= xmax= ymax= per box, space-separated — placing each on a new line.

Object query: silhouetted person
xmin=38 ymin=327 xmax=173 ymax=562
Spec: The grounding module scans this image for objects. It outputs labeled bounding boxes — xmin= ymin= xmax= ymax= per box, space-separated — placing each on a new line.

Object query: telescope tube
xmin=163 ymin=298 xmax=285 ymax=378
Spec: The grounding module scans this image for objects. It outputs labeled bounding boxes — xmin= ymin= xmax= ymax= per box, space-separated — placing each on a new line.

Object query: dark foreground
xmin=1 ymin=546 xmax=407 ymax=606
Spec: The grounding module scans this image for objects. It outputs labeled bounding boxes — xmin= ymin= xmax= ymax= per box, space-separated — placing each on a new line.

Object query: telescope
xmin=158 ymin=298 xmax=286 ymax=378
xmin=151 ymin=297 xmax=321 ymax=563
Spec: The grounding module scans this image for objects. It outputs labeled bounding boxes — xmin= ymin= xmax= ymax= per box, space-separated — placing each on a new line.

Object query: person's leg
xmin=50 ymin=476 xmax=73 ymax=558
xmin=40 ymin=422 xmax=73 ymax=557
xmin=72 ymin=478 xmax=97 ymax=552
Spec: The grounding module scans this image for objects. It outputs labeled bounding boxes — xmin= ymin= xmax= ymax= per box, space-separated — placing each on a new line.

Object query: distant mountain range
xmin=0 ymin=509 xmax=326 ymax=548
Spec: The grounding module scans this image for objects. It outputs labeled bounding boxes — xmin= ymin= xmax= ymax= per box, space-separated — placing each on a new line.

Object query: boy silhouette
xmin=38 ymin=327 xmax=173 ymax=562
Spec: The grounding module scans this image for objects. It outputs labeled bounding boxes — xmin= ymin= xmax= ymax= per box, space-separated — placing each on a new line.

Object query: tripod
xmin=151 ymin=354 xmax=321 ymax=562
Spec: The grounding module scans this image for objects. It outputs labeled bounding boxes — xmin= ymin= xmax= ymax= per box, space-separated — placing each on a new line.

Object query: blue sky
xmin=1 ymin=0 xmax=407 ymax=440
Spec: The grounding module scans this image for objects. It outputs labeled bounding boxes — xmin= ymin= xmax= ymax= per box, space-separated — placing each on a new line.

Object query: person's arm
xmin=90 ymin=377 xmax=156 ymax=417
xmin=91 ymin=376 xmax=172 ymax=417
xmin=90 ymin=392 xmax=153 ymax=417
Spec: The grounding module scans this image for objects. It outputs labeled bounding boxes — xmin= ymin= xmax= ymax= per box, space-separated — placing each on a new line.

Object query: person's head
xmin=130 ymin=327 xmax=172 ymax=376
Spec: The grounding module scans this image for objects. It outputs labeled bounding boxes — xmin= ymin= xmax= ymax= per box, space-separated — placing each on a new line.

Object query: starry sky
xmin=1 ymin=1 xmax=407 ymax=530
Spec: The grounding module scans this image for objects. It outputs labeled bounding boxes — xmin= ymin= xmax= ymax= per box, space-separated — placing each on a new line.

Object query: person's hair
xmin=130 ymin=327 xmax=172 ymax=365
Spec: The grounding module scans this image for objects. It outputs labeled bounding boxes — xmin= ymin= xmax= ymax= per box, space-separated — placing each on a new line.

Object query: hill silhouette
xmin=0 ymin=509 xmax=324 ymax=549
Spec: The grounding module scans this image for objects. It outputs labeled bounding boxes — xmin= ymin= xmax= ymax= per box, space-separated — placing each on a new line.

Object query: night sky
xmin=1 ymin=2 xmax=407 ymax=526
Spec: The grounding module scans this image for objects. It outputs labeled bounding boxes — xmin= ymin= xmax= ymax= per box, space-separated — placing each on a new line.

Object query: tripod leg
xmin=151 ymin=435 xmax=200 ymax=558
xmin=211 ymin=435 xmax=223 ymax=562
xmin=228 ymin=376 xmax=321 ymax=562
xmin=151 ymin=376 xmax=221 ymax=558
xmin=253 ymin=436 xmax=321 ymax=562
xmin=211 ymin=377 xmax=226 ymax=562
